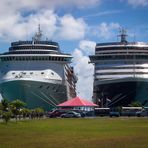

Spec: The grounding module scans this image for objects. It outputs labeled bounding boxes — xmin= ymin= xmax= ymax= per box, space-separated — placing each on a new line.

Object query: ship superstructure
xmin=90 ymin=29 xmax=148 ymax=107
xmin=0 ymin=26 xmax=77 ymax=110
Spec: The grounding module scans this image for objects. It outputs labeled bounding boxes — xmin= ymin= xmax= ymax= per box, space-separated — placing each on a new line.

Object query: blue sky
xmin=0 ymin=0 xmax=148 ymax=100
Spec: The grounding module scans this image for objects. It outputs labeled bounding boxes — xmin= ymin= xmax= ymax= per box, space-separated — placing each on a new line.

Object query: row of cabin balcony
xmin=0 ymin=56 xmax=71 ymax=62
xmin=95 ymin=46 xmax=148 ymax=51
xmin=90 ymin=54 xmax=148 ymax=61
xmin=11 ymin=41 xmax=59 ymax=46
xmin=95 ymin=50 xmax=148 ymax=55
xmin=95 ymin=69 xmax=148 ymax=73
xmin=94 ymin=74 xmax=148 ymax=80
xmin=95 ymin=66 xmax=148 ymax=70
xmin=9 ymin=46 xmax=59 ymax=51
xmin=95 ymin=42 xmax=148 ymax=46
xmin=3 ymin=50 xmax=58 ymax=55
xmin=94 ymin=71 xmax=148 ymax=76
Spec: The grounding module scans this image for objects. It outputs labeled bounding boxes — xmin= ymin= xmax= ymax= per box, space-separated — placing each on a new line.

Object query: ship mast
xmin=33 ymin=24 xmax=42 ymax=41
xmin=118 ymin=28 xmax=128 ymax=43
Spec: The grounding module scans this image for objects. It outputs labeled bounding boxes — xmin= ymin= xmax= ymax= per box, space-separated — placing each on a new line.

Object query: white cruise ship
xmin=90 ymin=29 xmax=148 ymax=107
xmin=0 ymin=26 xmax=77 ymax=110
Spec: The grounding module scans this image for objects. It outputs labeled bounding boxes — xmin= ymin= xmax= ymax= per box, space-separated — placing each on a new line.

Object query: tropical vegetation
xmin=0 ymin=99 xmax=45 ymax=124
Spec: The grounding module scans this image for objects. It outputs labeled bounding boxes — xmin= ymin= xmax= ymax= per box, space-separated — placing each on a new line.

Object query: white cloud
xmin=58 ymin=15 xmax=87 ymax=40
xmin=127 ymin=0 xmax=148 ymax=7
xmin=22 ymin=0 xmax=101 ymax=9
xmin=0 ymin=0 xmax=101 ymax=14
xmin=0 ymin=10 xmax=58 ymax=41
xmin=0 ymin=9 xmax=88 ymax=41
xmin=0 ymin=0 xmax=101 ymax=41
xmin=72 ymin=40 xmax=95 ymax=101
xmin=79 ymin=40 xmax=96 ymax=55
xmin=97 ymin=22 xmax=120 ymax=39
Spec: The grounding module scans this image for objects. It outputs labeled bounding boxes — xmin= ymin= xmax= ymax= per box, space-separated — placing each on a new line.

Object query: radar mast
xmin=33 ymin=24 xmax=42 ymax=41
xmin=118 ymin=28 xmax=128 ymax=43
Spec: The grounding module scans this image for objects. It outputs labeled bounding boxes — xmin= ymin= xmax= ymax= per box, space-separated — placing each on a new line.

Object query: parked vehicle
xmin=71 ymin=110 xmax=86 ymax=117
xmin=121 ymin=107 xmax=142 ymax=116
xmin=94 ymin=108 xmax=110 ymax=116
xmin=48 ymin=109 xmax=68 ymax=118
xmin=136 ymin=109 xmax=148 ymax=117
xmin=109 ymin=111 xmax=120 ymax=117
xmin=60 ymin=111 xmax=81 ymax=118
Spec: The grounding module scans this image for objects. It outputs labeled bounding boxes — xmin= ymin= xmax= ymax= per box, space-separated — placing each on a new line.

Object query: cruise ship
xmin=90 ymin=29 xmax=148 ymax=107
xmin=0 ymin=26 xmax=77 ymax=110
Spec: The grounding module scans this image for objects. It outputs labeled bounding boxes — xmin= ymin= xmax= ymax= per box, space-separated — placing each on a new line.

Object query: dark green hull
xmin=0 ymin=80 xmax=67 ymax=111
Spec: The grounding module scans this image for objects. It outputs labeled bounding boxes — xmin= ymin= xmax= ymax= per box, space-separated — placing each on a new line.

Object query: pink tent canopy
xmin=57 ymin=97 xmax=98 ymax=107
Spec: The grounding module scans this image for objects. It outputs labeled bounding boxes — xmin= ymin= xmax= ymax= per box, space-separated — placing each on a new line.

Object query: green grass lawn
xmin=0 ymin=118 xmax=148 ymax=148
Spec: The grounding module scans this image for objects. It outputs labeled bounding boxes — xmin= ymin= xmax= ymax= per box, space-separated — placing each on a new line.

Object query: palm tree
xmin=21 ymin=108 xmax=31 ymax=119
xmin=1 ymin=99 xmax=9 ymax=111
xmin=2 ymin=111 xmax=12 ymax=124
xmin=0 ymin=110 xmax=2 ymax=119
xmin=10 ymin=99 xmax=26 ymax=122
xmin=34 ymin=107 xmax=44 ymax=118
xmin=0 ymin=99 xmax=11 ymax=124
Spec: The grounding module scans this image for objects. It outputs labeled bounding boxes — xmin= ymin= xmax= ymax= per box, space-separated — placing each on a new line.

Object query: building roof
xmin=57 ymin=97 xmax=98 ymax=107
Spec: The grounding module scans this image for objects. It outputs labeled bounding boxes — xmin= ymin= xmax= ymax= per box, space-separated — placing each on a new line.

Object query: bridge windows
xmin=0 ymin=56 xmax=70 ymax=62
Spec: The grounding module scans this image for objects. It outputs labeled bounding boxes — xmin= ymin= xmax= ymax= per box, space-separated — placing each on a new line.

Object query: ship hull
xmin=94 ymin=78 xmax=148 ymax=107
xmin=0 ymin=80 xmax=67 ymax=110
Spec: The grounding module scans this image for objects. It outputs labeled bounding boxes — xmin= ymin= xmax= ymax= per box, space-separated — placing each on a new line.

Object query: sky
xmin=0 ymin=0 xmax=148 ymax=101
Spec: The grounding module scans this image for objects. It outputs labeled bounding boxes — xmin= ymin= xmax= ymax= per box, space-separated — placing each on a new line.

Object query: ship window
xmin=41 ymin=72 xmax=44 ymax=74
xmin=30 ymin=72 xmax=33 ymax=74
xmin=51 ymin=72 xmax=54 ymax=75
xmin=12 ymin=72 xmax=15 ymax=75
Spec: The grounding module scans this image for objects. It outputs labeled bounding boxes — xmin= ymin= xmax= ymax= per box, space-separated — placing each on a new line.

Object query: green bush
xmin=2 ymin=111 xmax=12 ymax=124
